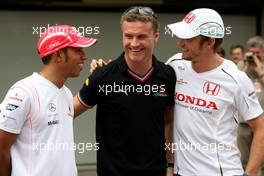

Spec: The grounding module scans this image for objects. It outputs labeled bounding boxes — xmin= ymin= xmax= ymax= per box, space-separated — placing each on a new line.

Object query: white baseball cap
xmin=167 ymin=8 xmax=225 ymax=39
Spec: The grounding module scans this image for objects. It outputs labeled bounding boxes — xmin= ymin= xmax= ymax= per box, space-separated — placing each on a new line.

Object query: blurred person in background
xmin=230 ymin=44 xmax=245 ymax=65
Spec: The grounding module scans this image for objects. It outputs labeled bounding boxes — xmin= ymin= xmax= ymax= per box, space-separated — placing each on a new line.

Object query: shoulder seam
xmin=221 ymin=68 xmax=249 ymax=109
xmin=166 ymin=58 xmax=183 ymax=65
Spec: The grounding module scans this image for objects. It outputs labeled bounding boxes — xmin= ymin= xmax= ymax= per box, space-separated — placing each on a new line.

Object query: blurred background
xmin=0 ymin=0 xmax=263 ymax=175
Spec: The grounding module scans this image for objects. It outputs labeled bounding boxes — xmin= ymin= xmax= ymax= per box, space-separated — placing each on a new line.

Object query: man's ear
xmin=208 ymin=38 xmax=216 ymax=49
xmin=55 ymin=50 xmax=66 ymax=63
xmin=154 ymin=31 xmax=160 ymax=43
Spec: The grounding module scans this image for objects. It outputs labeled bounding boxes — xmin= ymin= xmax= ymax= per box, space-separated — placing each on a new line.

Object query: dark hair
xmin=230 ymin=44 xmax=244 ymax=54
xmin=199 ymin=36 xmax=223 ymax=53
xmin=41 ymin=47 xmax=69 ymax=64
xmin=120 ymin=6 xmax=160 ymax=32
xmin=217 ymin=48 xmax=225 ymax=57
xmin=41 ymin=55 xmax=52 ymax=64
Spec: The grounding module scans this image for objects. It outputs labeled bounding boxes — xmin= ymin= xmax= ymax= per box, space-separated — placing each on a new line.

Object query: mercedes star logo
xmin=48 ymin=103 xmax=56 ymax=112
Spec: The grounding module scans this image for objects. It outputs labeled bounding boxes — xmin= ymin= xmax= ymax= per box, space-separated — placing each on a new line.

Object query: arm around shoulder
xmin=73 ymin=95 xmax=90 ymax=118
xmin=74 ymin=69 xmax=104 ymax=118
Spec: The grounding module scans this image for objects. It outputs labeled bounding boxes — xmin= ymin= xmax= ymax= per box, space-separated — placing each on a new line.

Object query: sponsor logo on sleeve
xmin=8 ymin=93 xmax=23 ymax=102
xmin=85 ymin=78 xmax=89 ymax=86
xmin=6 ymin=103 xmax=19 ymax=111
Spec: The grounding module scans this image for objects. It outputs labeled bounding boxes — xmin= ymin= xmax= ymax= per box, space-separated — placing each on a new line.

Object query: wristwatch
xmin=167 ymin=163 xmax=174 ymax=168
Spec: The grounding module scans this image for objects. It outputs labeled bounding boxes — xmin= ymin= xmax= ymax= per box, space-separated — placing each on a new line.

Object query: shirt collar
xmin=117 ymin=52 xmax=159 ymax=73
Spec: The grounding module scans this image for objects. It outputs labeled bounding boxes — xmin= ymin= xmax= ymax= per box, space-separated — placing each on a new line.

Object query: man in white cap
xmin=166 ymin=8 xmax=264 ymax=176
xmin=0 ymin=24 xmax=97 ymax=176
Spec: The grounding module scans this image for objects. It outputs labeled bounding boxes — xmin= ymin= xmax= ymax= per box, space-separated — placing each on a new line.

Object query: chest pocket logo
xmin=48 ymin=103 xmax=56 ymax=112
xmin=203 ymin=82 xmax=220 ymax=96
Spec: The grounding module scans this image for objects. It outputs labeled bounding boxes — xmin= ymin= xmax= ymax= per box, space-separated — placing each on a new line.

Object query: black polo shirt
xmin=78 ymin=53 xmax=176 ymax=176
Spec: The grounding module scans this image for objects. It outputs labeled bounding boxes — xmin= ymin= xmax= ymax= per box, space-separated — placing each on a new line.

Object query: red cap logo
xmin=184 ymin=12 xmax=196 ymax=24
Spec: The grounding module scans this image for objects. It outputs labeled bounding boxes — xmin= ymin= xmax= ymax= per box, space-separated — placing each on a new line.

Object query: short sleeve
xmin=64 ymin=86 xmax=74 ymax=117
xmin=77 ymin=73 xmax=98 ymax=108
xmin=0 ymin=87 xmax=31 ymax=134
xmin=236 ymin=72 xmax=263 ymax=121
xmin=166 ymin=65 xmax=176 ymax=106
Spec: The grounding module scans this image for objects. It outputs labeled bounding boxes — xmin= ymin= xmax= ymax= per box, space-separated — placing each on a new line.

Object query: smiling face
xmin=62 ymin=47 xmax=87 ymax=77
xmin=177 ymin=36 xmax=205 ymax=61
xmin=122 ymin=20 xmax=159 ymax=64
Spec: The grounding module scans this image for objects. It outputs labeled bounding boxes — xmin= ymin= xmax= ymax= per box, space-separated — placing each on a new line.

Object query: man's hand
xmin=90 ymin=59 xmax=111 ymax=73
xmin=241 ymin=52 xmax=250 ymax=73
xmin=243 ymin=52 xmax=264 ymax=76
xmin=252 ymin=55 xmax=264 ymax=77
xmin=166 ymin=167 xmax=173 ymax=176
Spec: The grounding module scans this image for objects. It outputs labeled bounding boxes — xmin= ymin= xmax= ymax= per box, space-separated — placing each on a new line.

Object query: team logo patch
xmin=8 ymin=92 xmax=23 ymax=102
xmin=184 ymin=12 xmax=196 ymax=24
xmin=48 ymin=103 xmax=56 ymax=112
xmin=203 ymin=82 xmax=220 ymax=96
xmin=177 ymin=78 xmax=188 ymax=85
xmin=85 ymin=78 xmax=89 ymax=86
xmin=6 ymin=103 xmax=19 ymax=111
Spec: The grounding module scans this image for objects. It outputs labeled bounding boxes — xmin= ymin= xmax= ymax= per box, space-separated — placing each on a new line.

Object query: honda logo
xmin=203 ymin=82 xmax=220 ymax=96
xmin=184 ymin=12 xmax=196 ymax=24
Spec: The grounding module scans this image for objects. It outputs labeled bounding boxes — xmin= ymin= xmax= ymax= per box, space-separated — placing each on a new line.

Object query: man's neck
xmin=40 ymin=66 xmax=66 ymax=88
xmin=192 ymin=53 xmax=224 ymax=73
xmin=125 ymin=56 xmax=153 ymax=76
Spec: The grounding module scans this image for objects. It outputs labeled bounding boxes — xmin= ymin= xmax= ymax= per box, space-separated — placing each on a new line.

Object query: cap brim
xmin=70 ymin=37 xmax=97 ymax=48
xmin=167 ymin=21 xmax=199 ymax=39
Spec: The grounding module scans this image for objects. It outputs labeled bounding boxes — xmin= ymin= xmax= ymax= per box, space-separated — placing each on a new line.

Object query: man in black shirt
xmin=74 ymin=6 xmax=176 ymax=176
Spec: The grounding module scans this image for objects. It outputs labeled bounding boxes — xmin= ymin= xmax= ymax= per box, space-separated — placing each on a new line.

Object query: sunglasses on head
xmin=123 ymin=6 xmax=156 ymax=18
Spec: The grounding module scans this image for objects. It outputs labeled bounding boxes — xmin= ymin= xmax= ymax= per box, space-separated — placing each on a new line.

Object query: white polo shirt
xmin=0 ymin=73 xmax=77 ymax=176
xmin=167 ymin=53 xmax=263 ymax=176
